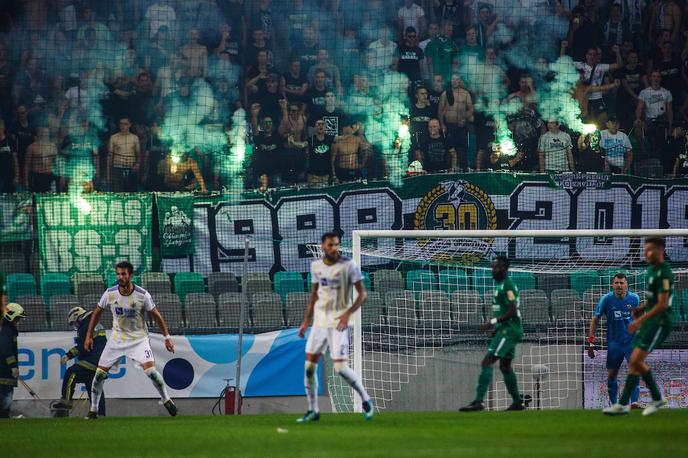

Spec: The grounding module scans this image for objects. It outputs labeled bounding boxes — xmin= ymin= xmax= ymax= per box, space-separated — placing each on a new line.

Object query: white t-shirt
xmin=368 ymin=40 xmax=398 ymax=71
xmin=600 ymin=129 xmax=632 ymax=168
xmin=310 ymin=256 xmax=363 ymax=328
xmin=638 ymin=87 xmax=672 ymax=120
xmin=538 ymin=130 xmax=573 ymax=171
xmin=574 ymin=62 xmax=610 ymax=100
xmin=146 ymin=3 xmax=176 ymax=38
xmin=398 ymin=3 xmax=425 ymax=33
xmin=99 ymin=285 xmax=156 ymax=345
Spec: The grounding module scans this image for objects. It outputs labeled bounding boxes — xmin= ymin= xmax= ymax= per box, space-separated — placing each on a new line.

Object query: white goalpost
xmin=330 ymin=229 xmax=688 ymax=413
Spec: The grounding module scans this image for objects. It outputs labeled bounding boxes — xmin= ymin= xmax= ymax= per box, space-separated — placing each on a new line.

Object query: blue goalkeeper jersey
xmin=594 ymin=291 xmax=640 ymax=349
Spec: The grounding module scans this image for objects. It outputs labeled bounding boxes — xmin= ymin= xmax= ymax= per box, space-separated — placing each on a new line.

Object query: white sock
xmin=336 ymin=364 xmax=371 ymax=403
xmin=144 ymin=367 xmax=171 ymax=402
xmin=304 ymin=361 xmax=319 ymax=413
xmin=90 ymin=368 xmax=108 ymax=412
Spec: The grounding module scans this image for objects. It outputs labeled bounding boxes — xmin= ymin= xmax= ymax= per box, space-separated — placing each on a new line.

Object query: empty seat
xmin=373 ymin=270 xmax=404 ymax=293
xmin=217 ymin=292 xmax=249 ymax=328
xmin=75 ymin=280 xmax=105 ymax=300
xmin=173 ymin=272 xmax=205 ymax=302
xmin=79 ymin=293 xmax=112 ymax=328
xmin=362 ymin=292 xmax=385 ymax=326
xmin=438 ymin=269 xmax=470 ymax=294
xmin=535 ymin=273 xmax=569 ymax=297
xmin=286 ymin=292 xmax=310 ymax=326
xmin=243 ymin=278 xmax=272 ymax=299
xmin=145 ymin=280 xmax=172 ymax=296
xmin=208 ymin=272 xmax=239 ymax=299
xmin=152 ymin=293 xmax=184 ymax=333
xmin=274 ymin=272 xmax=305 ymax=301
xmin=49 ymin=295 xmax=80 ymax=330
xmin=418 ymin=291 xmax=451 ymax=330
xmin=550 ymin=289 xmax=581 ymax=321
xmin=519 ymin=289 xmax=550 ymax=324
xmin=571 ymin=272 xmax=602 ymax=296
xmin=141 ymin=272 xmax=171 ymax=287
xmin=41 ymin=273 xmax=72 ymax=300
xmin=16 ymin=295 xmax=48 ymax=331
xmin=72 ymin=273 xmax=103 ymax=288
xmin=383 ymin=290 xmax=415 ymax=308
xmin=406 ymin=270 xmax=437 ymax=292
xmin=451 ymin=290 xmax=483 ymax=325
xmin=244 ymin=272 xmax=271 ymax=282
xmin=386 ymin=304 xmax=417 ymax=329
xmin=252 ymin=293 xmax=284 ymax=329
xmin=6 ymin=273 xmax=37 ymax=301
xmin=185 ymin=293 xmax=218 ymax=328
xmin=2 ymin=254 xmax=26 ymax=274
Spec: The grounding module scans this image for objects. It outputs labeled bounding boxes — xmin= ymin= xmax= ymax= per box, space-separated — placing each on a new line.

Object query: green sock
xmin=475 ymin=366 xmax=493 ymax=402
xmin=503 ymin=370 xmax=521 ymax=403
xmin=641 ymin=371 xmax=662 ymax=401
xmin=619 ymin=374 xmax=640 ymax=405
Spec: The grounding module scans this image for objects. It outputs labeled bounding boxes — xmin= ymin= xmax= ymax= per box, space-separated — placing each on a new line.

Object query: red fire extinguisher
xmin=224 ymin=381 xmax=243 ymax=415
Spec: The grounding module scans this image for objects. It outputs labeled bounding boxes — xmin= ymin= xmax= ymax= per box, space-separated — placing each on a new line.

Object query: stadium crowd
xmin=0 ymin=0 xmax=687 ymax=194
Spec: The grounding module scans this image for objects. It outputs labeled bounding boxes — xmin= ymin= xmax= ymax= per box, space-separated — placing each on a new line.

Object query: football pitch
xmin=5 ymin=410 xmax=688 ymax=457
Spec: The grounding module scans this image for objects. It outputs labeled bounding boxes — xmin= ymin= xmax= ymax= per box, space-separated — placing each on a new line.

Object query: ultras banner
xmin=160 ymin=173 xmax=688 ymax=276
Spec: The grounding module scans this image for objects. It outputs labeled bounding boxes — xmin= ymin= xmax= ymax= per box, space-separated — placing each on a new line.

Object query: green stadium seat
xmin=6 ymin=273 xmax=37 ymax=301
xmin=41 ymin=273 xmax=72 ymax=301
xmin=173 ymin=272 xmax=206 ymax=302
xmin=274 ymin=271 xmax=305 ymax=301
xmin=361 ymin=272 xmax=372 ymax=291
xmin=406 ymin=270 xmax=437 ymax=292
xmin=471 ymin=269 xmax=494 ymax=299
xmin=570 ymin=272 xmax=602 ymax=296
xmin=510 ymin=271 xmax=536 ymax=290
xmin=438 ymin=269 xmax=469 ymax=294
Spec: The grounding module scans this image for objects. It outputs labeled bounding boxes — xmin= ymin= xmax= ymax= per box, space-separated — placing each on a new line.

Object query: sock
xmin=304 ymin=361 xmax=319 ymax=413
xmin=619 ymin=374 xmax=640 ymax=406
xmin=90 ymin=368 xmax=108 ymax=413
xmin=641 ymin=370 xmax=662 ymax=401
xmin=475 ymin=366 xmax=493 ymax=402
xmin=144 ymin=367 xmax=171 ymax=402
xmin=336 ymin=363 xmax=371 ymax=403
xmin=607 ymin=378 xmax=619 ymax=405
xmin=503 ymin=370 xmax=521 ymax=404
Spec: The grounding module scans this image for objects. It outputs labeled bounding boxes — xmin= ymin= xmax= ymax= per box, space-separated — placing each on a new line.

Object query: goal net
xmin=327 ymin=230 xmax=688 ymax=412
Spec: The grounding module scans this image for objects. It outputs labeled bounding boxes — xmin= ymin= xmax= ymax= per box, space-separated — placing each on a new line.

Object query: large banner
xmin=36 ymin=193 xmax=153 ymax=277
xmin=0 ymin=192 xmax=33 ymax=242
xmin=156 ymin=193 xmax=195 ymax=257
xmin=584 ymin=349 xmax=688 ymax=408
xmin=15 ymin=329 xmax=320 ymax=399
xmin=161 ymin=173 xmax=688 ymax=275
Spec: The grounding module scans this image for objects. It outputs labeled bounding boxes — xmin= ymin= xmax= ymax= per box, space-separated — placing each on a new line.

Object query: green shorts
xmin=634 ymin=320 xmax=673 ymax=353
xmin=487 ymin=332 xmax=520 ymax=359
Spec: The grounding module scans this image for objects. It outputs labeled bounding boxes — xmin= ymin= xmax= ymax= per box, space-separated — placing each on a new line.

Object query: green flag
xmin=156 ymin=193 xmax=195 ymax=257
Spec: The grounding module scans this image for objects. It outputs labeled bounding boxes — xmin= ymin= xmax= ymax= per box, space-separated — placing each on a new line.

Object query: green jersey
xmin=425 ymin=35 xmax=458 ymax=81
xmin=644 ymin=261 xmax=674 ymax=325
xmin=492 ymin=276 xmax=523 ymax=340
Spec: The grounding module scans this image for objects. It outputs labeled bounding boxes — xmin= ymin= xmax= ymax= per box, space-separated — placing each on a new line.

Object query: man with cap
xmin=0 ymin=303 xmax=25 ymax=418
xmin=51 ymin=307 xmax=107 ymax=417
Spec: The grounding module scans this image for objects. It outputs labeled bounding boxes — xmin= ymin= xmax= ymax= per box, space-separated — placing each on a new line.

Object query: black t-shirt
xmin=283 ymin=71 xmax=308 ymax=105
xmin=253 ymin=133 xmax=281 ymax=176
xmin=307 ymin=134 xmax=334 ymax=176
xmin=10 ymin=120 xmax=34 ymax=158
xmin=474 ymin=112 xmax=496 ymax=151
xmin=306 ymin=86 xmax=328 ymax=112
xmin=616 ymin=64 xmax=645 ymax=103
xmin=667 ymin=137 xmax=687 ymax=175
xmin=291 ymin=41 xmax=320 ymax=73
xmin=410 ymin=104 xmax=435 ymax=142
xmin=396 ymin=44 xmax=424 ymax=83
xmin=0 ymin=137 xmax=15 ymax=186
xmin=245 ymin=44 xmax=272 ymax=69
xmin=310 ymin=106 xmax=348 ymax=135
xmin=249 ymin=90 xmax=284 ymax=126
xmin=428 ymin=88 xmax=442 ymax=113
xmin=413 ymin=133 xmax=453 ymax=172
xmin=654 ymin=57 xmax=682 ymax=98
xmin=577 ymin=146 xmax=606 ymax=173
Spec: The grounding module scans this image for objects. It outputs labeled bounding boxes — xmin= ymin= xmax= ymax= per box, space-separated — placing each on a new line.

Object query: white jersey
xmin=98 ymin=285 xmax=156 ymax=345
xmin=311 ymin=256 xmax=363 ymax=328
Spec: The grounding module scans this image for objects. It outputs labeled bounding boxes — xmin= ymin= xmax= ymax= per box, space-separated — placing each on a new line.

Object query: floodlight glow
xmin=398 ymin=124 xmax=410 ymax=140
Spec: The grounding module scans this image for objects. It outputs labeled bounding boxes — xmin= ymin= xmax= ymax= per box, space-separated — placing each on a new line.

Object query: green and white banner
xmin=156 ymin=193 xmax=195 ymax=257
xmin=36 ymin=193 xmax=153 ymax=277
xmin=0 ymin=192 xmax=33 ymax=242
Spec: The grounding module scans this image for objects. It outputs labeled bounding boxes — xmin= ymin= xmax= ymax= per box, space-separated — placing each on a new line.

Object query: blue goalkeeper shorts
xmin=606 ymin=346 xmax=632 ymax=370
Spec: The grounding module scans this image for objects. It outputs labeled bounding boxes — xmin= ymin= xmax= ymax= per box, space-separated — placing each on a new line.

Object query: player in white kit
xmin=297 ymin=232 xmax=375 ymax=422
xmin=83 ymin=261 xmax=177 ymax=419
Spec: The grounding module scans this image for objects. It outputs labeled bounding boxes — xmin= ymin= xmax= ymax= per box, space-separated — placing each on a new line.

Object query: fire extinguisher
xmin=223 ymin=379 xmax=242 ymax=415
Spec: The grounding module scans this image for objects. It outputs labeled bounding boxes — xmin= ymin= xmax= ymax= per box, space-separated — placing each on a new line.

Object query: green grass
xmin=5 ymin=410 xmax=688 ymax=457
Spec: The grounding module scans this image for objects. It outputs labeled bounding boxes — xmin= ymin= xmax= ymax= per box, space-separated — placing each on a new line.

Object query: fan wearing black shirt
xmin=0 ymin=119 xmax=19 ymax=192
xmin=410 ymin=86 xmax=435 ymax=146
xmin=306 ymin=69 xmax=329 ymax=114
xmin=250 ymin=105 xmax=283 ymax=190
xmin=412 ymin=119 xmax=457 ymax=173
xmin=394 ymin=27 xmax=425 ymax=88
xmin=282 ymin=58 xmax=309 ymax=107
xmin=306 ymin=118 xmax=335 ymax=187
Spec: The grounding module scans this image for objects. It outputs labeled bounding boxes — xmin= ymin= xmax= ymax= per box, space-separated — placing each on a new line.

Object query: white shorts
xmin=306 ymin=327 xmax=350 ymax=360
xmin=98 ymin=338 xmax=155 ymax=368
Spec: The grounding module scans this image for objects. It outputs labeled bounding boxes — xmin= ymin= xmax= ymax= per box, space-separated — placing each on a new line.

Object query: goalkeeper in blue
xmin=587 ymin=273 xmax=640 ymax=408
xmin=297 ymin=232 xmax=374 ymax=423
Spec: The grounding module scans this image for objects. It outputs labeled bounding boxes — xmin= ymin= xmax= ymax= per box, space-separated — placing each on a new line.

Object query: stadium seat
xmin=510 ymin=271 xmax=536 ymax=290
xmin=141 ymin=272 xmax=171 ymax=288
xmin=173 ymin=272 xmax=206 ymax=302
xmin=49 ymin=295 xmax=79 ymax=330
xmin=6 ymin=273 xmax=37 ymax=301
xmin=535 ymin=273 xmax=569 ymax=297
xmin=145 ymin=280 xmax=172 ymax=296
xmin=373 ymin=269 xmax=404 ymax=293
xmin=438 ymin=269 xmax=469 ymax=294
xmin=208 ymin=272 xmax=239 ymax=300
xmin=383 ymin=290 xmax=415 ymax=308
xmin=675 ymin=272 xmax=688 ymax=294
xmin=1 ymin=254 xmax=26 ymax=275
xmin=570 ymin=272 xmax=602 ymax=296
xmin=151 ymin=293 xmax=184 ymax=333
xmin=40 ymin=273 xmax=72 ymax=301
xmin=582 ymin=288 xmax=608 ymax=307
xmin=244 ymin=272 xmax=271 ymax=283
xmin=362 ymin=292 xmax=385 ymax=326
xmin=274 ymin=271 xmax=305 ymax=301
xmin=361 ymin=271 xmax=372 ymax=291
xmin=519 ymin=289 xmax=550 ymax=325
xmin=217 ymin=292 xmax=249 ymax=328
xmin=252 ymin=293 xmax=285 ymax=329
xmin=451 ymin=290 xmax=483 ymax=326
xmin=406 ymin=270 xmax=437 ymax=292
xmin=185 ymin=293 xmax=218 ymax=328
xmin=386 ymin=303 xmax=417 ymax=329
xmin=78 ymin=293 xmax=112 ymax=328
xmin=16 ymin=295 xmax=48 ymax=331
xmin=285 ymin=292 xmax=309 ymax=326
xmin=418 ymin=291 xmax=451 ymax=331
xmin=550 ymin=289 xmax=581 ymax=322
xmin=75 ymin=279 xmax=105 ymax=300
xmin=471 ymin=269 xmax=494 ymax=298
xmin=243 ymin=278 xmax=272 ymax=300
xmin=72 ymin=273 xmax=103 ymax=288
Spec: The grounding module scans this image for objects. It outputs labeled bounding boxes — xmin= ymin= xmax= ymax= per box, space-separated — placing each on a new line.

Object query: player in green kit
xmin=604 ymin=237 xmax=674 ymax=416
xmin=460 ymin=256 xmax=525 ymax=411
